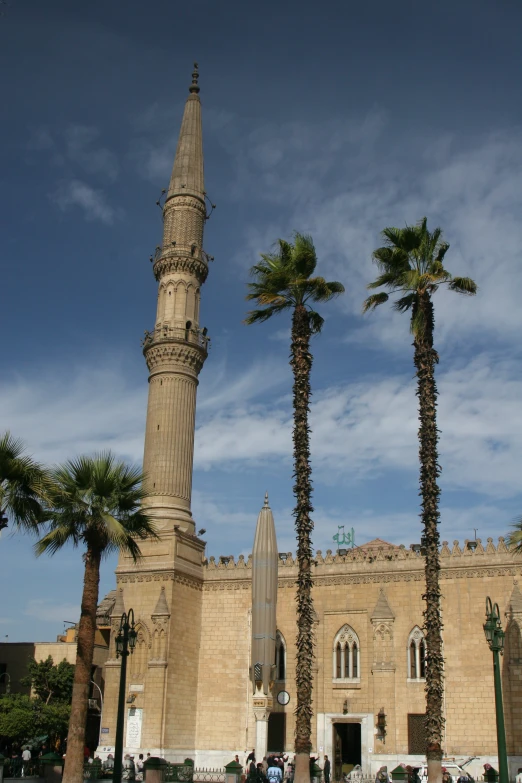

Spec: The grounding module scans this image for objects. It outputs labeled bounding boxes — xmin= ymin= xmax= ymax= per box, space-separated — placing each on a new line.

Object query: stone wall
xmin=102 ymin=536 xmax=522 ymax=776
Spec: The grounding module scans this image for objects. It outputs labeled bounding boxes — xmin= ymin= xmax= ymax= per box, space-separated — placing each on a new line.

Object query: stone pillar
xmin=253 ymin=695 xmax=273 ymax=762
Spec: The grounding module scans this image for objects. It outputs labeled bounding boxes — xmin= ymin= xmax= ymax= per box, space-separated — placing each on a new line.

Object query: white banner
xmin=126 ymin=708 xmax=143 ymax=749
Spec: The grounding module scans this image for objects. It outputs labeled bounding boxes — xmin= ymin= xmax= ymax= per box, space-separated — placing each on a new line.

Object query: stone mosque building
xmin=99 ymin=66 xmax=522 ymax=778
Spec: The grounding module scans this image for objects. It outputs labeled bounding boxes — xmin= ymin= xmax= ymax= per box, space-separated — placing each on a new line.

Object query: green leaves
xmin=506 ymin=519 xmax=522 ymax=553
xmin=0 ymin=431 xmax=49 ymax=532
xmin=364 ymin=217 xmax=477 ymax=341
xmin=20 ymin=656 xmax=74 ymax=705
xmin=245 ymin=231 xmax=344 ymax=333
xmin=35 ymin=452 xmax=159 ymax=562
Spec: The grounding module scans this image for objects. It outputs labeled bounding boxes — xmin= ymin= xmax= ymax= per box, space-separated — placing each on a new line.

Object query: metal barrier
xmin=192 ymin=771 xmax=226 ymax=783
xmin=3 ymin=758 xmax=41 ymax=778
xmin=165 ymin=764 xmax=195 ymax=782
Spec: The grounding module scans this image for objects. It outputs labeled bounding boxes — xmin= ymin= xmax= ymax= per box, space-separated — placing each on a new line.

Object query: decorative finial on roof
xmin=189 ymin=62 xmax=200 ymax=94
xmin=264 ymin=492 xmax=269 ymax=507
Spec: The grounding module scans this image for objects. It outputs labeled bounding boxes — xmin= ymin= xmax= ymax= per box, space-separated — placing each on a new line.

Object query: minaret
xmin=142 ymin=63 xmax=210 ymax=534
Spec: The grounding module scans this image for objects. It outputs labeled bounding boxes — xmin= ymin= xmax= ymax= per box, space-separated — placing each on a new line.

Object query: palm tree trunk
xmin=62 ymin=546 xmax=101 ymax=783
xmin=291 ymin=304 xmax=315 ymax=783
xmin=413 ymin=294 xmax=444 ymax=783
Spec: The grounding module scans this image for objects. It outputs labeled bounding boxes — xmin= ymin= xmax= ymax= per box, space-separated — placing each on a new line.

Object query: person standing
xmin=22 ymin=747 xmax=31 ymax=777
xmin=267 ymin=758 xmax=283 ymax=783
xmin=323 ymin=756 xmax=331 ymax=783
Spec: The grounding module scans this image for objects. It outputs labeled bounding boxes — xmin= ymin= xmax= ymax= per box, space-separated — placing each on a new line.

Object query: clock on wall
xmin=277 ymin=690 xmax=290 ymax=706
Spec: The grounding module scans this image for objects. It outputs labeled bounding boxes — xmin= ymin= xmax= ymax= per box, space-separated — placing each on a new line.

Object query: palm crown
xmin=0 ymin=431 xmax=48 ymax=531
xmin=245 ymin=232 xmax=344 ymax=332
xmin=36 ymin=452 xmax=158 ymax=559
xmin=362 ymin=217 xmax=477 ymax=338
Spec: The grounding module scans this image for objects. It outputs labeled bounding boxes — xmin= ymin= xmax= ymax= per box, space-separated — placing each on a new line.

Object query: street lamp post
xmin=0 ymin=672 xmax=11 ymax=693
xmin=90 ymin=679 xmax=104 ymax=747
xmin=113 ymin=609 xmax=137 ymax=783
xmin=483 ymin=597 xmax=509 ymax=783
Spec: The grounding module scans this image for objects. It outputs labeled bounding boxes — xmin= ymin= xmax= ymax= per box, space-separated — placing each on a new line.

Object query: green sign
xmin=333 ymin=525 xmax=355 ymax=548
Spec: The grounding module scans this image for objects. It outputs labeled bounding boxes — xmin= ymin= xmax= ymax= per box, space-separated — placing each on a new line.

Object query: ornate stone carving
xmin=153 ymin=255 xmax=208 ymax=283
xmin=144 ymin=342 xmax=206 ymax=373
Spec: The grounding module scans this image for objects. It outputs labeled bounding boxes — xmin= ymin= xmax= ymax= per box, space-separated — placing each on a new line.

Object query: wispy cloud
xmin=51 ymin=179 xmax=119 ymax=225
xmin=64 ymin=125 xmax=119 ymax=182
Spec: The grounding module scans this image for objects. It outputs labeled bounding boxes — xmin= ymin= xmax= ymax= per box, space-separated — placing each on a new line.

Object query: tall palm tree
xmin=36 ymin=453 xmax=158 ymax=783
xmin=246 ymin=232 xmax=344 ymax=783
xmin=363 ymin=217 xmax=476 ymax=783
xmin=0 ymin=431 xmax=48 ymax=533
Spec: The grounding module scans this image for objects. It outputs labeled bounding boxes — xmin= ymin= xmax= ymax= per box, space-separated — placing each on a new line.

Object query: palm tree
xmin=363 ymin=217 xmax=476 ymax=783
xmin=506 ymin=517 xmax=522 ymax=552
xmin=0 ymin=431 xmax=48 ymax=532
xmin=36 ymin=453 xmax=158 ymax=783
xmin=246 ymin=232 xmax=344 ymax=783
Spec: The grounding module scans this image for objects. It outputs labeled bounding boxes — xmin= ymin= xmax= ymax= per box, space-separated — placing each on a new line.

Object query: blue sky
xmin=1 ymin=0 xmax=522 ymax=642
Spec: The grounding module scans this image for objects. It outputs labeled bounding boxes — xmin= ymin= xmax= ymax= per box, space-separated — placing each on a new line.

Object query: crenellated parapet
xmin=201 ymin=537 xmax=520 ymax=591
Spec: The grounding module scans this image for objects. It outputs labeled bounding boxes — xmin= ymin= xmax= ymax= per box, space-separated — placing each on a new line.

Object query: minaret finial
xmin=189 ymin=62 xmax=200 ymax=94
xmin=264 ymin=492 xmax=269 ymax=507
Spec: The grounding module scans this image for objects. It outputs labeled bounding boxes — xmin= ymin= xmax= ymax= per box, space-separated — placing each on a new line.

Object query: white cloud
xmin=51 ymin=179 xmax=118 ymax=225
xmin=195 ymin=353 xmax=522 ymax=498
xmin=224 ymin=115 xmax=522 ymax=355
xmin=0 ymin=362 xmax=146 ymax=465
xmin=64 ymin=124 xmax=119 ymax=182
xmin=2 ymin=352 xmax=522 ymax=501
xmin=25 ymin=600 xmax=80 ymax=624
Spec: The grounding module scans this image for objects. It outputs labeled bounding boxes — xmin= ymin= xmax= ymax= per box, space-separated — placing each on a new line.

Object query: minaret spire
xmin=167 ymin=62 xmax=204 ymax=202
xmin=141 ymin=63 xmax=211 ymax=534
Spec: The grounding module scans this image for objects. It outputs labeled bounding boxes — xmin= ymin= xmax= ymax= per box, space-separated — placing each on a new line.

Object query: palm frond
xmin=245 ymin=232 xmax=343 ymax=327
xmin=362 ymin=292 xmax=389 ymax=312
xmin=393 ymin=293 xmax=416 ymax=313
xmin=35 ymin=525 xmax=79 ymax=557
xmin=244 ymin=303 xmax=291 ymax=325
xmin=308 ymin=310 xmax=325 ymax=334
xmin=40 ymin=452 xmax=157 ymax=559
xmin=506 ymin=519 xmax=522 ymax=553
xmin=0 ymin=431 xmax=49 ymax=531
xmin=449 ymin=276 xmax=478 ymax=295
xmin=292 ymin=232 xmax=317 ymax=279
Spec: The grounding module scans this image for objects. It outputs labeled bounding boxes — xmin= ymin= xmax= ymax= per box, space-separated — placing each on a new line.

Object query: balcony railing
xmin=142 ymin=325 xmax=210 ymax=352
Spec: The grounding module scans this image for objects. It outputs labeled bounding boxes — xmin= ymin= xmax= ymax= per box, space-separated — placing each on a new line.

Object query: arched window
xmin=275 ymin=631 xmax=286 ymax=681
xmin=332 ymin=625 xmax=360 ymax=682
xmin=408 ymin=626 xmax=426 ymax=680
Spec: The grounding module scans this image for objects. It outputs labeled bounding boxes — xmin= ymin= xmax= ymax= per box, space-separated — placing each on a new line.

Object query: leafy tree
xmin=20 ymin=656 xmax=74 ymax=705
xmin=246 ymin=233 xmax=344 ymax=783
xmin=363 ymin=217 xmax=476 ymax=783
xmin=0 ymin=693 xmax=70 ymax=747
xmin=36 ymin=453 xmax=158 ymax=783
xmin=0 ymin=432 xmax=48 ymax=533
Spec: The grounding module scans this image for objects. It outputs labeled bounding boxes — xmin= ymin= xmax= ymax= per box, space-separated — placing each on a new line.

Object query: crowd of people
xmin=239 ymin=750 xmax=329 ymax=783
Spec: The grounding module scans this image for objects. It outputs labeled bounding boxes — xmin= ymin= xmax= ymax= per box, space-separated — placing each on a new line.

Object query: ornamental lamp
xmin=129 ymin=626 xmax=137 ymax=651
xmin=115 ymin=630 xmax=124 ymax=657
xmin=496 ymin=626 xmax=506 ymax=654
xmin=483 ymin=615 xmax=496 ymax=647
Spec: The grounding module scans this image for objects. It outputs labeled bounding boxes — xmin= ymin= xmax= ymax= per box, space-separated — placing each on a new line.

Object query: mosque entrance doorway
xmin=267 ymin=713 xmax=286 ymax=753
xmin=333 ymin=722 xmax=361 ymax=780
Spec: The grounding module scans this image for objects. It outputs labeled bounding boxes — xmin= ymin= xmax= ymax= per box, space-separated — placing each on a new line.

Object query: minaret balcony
xmin=142 ymin=324 xmax=210 ymax=354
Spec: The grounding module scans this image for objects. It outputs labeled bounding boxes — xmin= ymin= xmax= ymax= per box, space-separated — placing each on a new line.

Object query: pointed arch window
xmin=332 ymin=625 xmax=360 ymax=683
xmin=275 ymin=631 xmax=286 ymax=681
xmin=407 ymin=626 xmax=426 ymax=681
